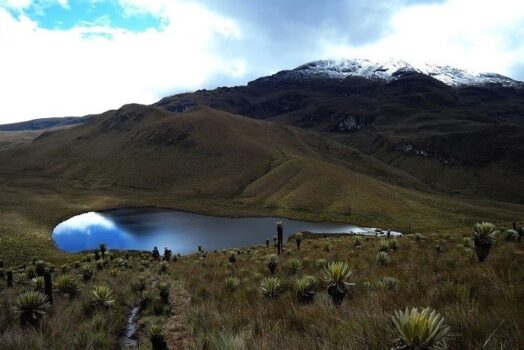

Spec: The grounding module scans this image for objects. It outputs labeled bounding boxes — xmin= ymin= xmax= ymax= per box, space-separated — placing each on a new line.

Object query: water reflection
xmin=52 ymin=208 xmax=397 ymax=254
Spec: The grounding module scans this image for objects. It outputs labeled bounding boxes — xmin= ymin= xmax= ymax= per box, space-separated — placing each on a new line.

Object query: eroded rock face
xmin=338 ymin=115 xmax=368 ymax=131
xmin=393 ymin=143 xmax=455 ymax=164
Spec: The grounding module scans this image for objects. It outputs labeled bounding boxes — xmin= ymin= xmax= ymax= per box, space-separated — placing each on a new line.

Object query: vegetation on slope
xmin=0 ymin=104 xmax=522 ymax=264
xmin=1 ymin=225 xmax=523 ymax=349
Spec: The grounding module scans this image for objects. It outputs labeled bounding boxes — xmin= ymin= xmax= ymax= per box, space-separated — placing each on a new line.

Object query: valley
xmin=0 ymin=58 xmax=523 ymax=350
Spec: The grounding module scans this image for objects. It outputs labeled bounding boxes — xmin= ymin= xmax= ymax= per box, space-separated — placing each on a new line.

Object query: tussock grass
xmin=0 ymin=231 xmax=523 ymax=349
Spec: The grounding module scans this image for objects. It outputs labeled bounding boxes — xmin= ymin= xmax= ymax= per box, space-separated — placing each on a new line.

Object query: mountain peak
xmin=263 ymin=58 xmax=523 ymax=88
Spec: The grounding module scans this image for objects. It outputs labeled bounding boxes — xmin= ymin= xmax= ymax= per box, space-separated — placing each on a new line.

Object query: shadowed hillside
xmin=1 ymin=103 xmax=523 ymax=265
xmin=0 ymin=104 xmax=432 ymax=206
xmin=154 ymin=71 xmax=524 ymax=203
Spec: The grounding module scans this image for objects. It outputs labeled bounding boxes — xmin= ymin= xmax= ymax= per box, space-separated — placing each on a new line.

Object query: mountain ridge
xmin=1 ymin=58 xmax=523 ymax=203
xmin=257 ymin=58 xmax=524 ymax=88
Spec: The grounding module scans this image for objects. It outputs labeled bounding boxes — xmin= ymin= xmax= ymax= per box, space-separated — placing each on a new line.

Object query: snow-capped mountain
xmin=266 ymin=58 xmax=523 ymax=88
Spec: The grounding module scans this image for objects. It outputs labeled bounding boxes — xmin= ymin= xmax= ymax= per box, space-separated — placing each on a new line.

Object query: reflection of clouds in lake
xmin=54 ymin=212 xmax=116 ymax=236
xmin=52 ymin=208 xmax=402 ymax=253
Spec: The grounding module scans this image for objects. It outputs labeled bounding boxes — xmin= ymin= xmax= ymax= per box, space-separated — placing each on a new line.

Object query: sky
xmin=0 ymin=0 xmax=523 ymax=123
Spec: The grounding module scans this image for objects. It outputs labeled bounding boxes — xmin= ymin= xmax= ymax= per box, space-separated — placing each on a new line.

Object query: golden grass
xmin=2 ymin=233 xmax=522 ymax=349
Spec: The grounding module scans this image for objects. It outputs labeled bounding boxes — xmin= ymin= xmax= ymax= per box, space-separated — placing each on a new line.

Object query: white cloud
xmin=53 ymin=212 xmax=116 ymax=235
xmin=0 ymin=1 xmax=242 ymax=123
xmin=0 ymin=0 xmax=32 ymax=10
xmin=0 ymin=0 xmax=523 ymax=123
xmin=324 ymin=0 xmax=524 ymax=76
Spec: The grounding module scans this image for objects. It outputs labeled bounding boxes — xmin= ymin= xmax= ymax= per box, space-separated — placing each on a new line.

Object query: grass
xmin=0 ymin=170 xmax=522 ymax=266
xmin=0 ymin=104 xmax=522 ymax=267
xmin=2 ymin=232 xmax=522 ymax=349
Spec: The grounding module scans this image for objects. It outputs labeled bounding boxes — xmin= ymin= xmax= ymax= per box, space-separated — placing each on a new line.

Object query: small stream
xmin=120 ymin=305 xmax=141 ymax=348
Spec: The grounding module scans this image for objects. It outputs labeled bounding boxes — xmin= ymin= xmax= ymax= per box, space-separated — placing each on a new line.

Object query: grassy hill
xmin=155 ymin=74 xmax=524 ymax=203
xmin=0 ymin=103 xmax=522 ymax=264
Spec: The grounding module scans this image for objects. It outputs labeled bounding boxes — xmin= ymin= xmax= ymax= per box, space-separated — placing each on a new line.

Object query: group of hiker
xmin=150 ymin=221 xmax=289 ymax=261
xmin=152 ymin=246 xmax=173 ymax=261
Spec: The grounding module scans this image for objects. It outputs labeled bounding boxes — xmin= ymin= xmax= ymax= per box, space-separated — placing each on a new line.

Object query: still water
xmin=52 ymin=207 xmax=388 ymax=254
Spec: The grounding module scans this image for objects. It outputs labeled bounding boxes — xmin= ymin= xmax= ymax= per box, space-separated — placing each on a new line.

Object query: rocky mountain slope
xmin=1 ymin=58 xmax=523 ymax=204
xmin=261 ymin=58 xmax=524 ymax=88
xmin=154 ymin=59 xmax=524 ymax=203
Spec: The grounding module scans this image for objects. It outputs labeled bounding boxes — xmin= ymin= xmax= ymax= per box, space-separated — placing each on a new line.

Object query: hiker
xmin=152 ymin=246 xmax=160 ymax=261
xmin=163 ymin=247 xmax=172 ymax=261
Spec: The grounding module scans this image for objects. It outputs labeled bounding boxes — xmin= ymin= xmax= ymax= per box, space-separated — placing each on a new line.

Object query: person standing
xmin=152 ymin=246 xmax=160 ymax=262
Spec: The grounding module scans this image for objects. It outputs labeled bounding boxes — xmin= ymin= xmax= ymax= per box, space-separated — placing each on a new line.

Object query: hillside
xmin=0 ymin=65 xmax=523 ymax=265
xmin=154 ymin=59 xmax=524 ymax=203
xmin=0 ymin=116 xmax=89 ymax=131
xmin=0 ymin=104 xmax=433 ymax=209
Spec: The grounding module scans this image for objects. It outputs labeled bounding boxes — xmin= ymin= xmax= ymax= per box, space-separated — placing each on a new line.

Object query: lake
xmin=52 ymin=207 xmax=397 ymax=254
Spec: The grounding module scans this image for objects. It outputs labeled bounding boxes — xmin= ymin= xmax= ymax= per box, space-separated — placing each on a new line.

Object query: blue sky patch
xmin=7 ymin=0 xmax=163 ymax=32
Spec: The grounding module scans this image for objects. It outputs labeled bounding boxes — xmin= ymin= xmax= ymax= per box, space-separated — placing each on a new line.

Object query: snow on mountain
xmin=271 ymin=58 xmax=523 ymax=88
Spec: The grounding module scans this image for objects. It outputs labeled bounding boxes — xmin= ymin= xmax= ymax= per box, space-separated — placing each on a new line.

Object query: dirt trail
xmin=164 ymin=281 xmax=193 ymax=349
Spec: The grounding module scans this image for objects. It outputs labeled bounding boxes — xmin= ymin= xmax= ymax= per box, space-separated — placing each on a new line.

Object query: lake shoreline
xmin=52 ymin=207 xmax=401 ymax=254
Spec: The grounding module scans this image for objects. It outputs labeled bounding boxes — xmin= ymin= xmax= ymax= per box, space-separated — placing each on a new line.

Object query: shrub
xmin=473 ymin=222 xmax=498 ymax=262
xmin=388 ymin=239 xmax=399 ymax=251
xmin=295 ymin=275 xmax=316 ymax=304
xmin=266 ymin=254 xmax=278 ymax=274
xmin=353 ymin=236 xmax=362 ymax=247
xmin=228 ymin=251 xmax=236 ymax=264
xmin=376 ymin=251 xmax=391 ymax=266
xmin=133 ymin=276 xmax=147 ymax=292
xmin=391 ymin=307 xmax=451 ymax=350
xmin=14 ymin=272 xmax=26 ymax=284
xmin=378 ymin=241 xmax=390 ymax=252
xmin=56 ymin=275 xmax=80 ymax=298
xmin=225 ymin=276 xmax=241 ymax=292
xmin=294 ymin=232 xmax=303 ymax=250
xmin=31 ymin=276 xmax=44 ymax=292
xmin=140 ymin=290 xmax=153 ymax=308
xmin=473 ymin=222 xmax=497 ymax=245
xmin=414 ymin=233 xmax=425 ymax=242
xmin=377 ymin=276 xmax=399 ymax=292
xmin=287 ymin=258 xmax=303 ymax=274
xmin=323 ymin=242 xmax=331 ymax=252
xmin=504 ymin=229 xmax=518 ymax=242
xmin=321 ymin=262 xmax=354 ymax=305
xmin=25 ymin=265 xmax=36 ymax=279
xmin=34 ymin=260 xmax=47 ymax=276
xmin=14 ymin=291 xmax=50 ymax=326
xmin=90 ymin=286 xmax=115 ymax=309
xmin=81 ymin=264 xmax=94 ymax=282
xmin=260 ymin=277 xmax=282 ymax=300
xmin=148 ymin=324 xmax=168 ymax=350
xmin=158 ymin=282 xmax=170 ymax=302
xmin=315 ymin=259 xmax=327 ymax=269
xmin=160 ymin=262 xmax=169 ymax=274
xmin=462 ymin=237 xmax=472 ymax=248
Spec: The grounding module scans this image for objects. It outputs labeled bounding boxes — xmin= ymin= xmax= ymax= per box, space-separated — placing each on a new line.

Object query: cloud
xmin=0 ymin=0 xmax=32 ymax=10
xmin=0 ymin=0 xmax=523 ymax=123
xmin=53 ymin=211 xmax=116 ymax=235
xmin=0 ymin=1 xmax=242 ymax=123
xmin=325 ymin=0 xmax=524 ymax=75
